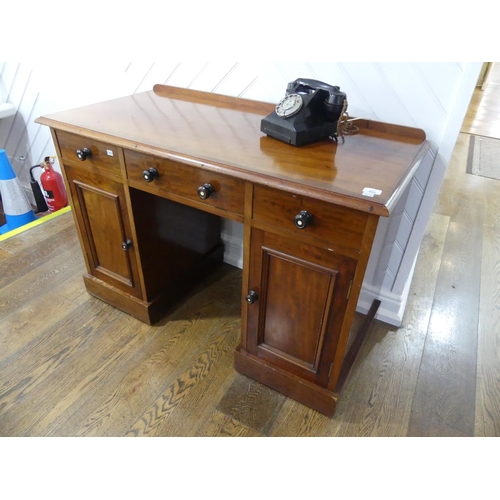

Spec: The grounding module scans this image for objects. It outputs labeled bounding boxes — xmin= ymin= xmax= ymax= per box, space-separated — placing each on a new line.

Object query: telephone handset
xmin=261 ymin=78 xmax=347 ymax=147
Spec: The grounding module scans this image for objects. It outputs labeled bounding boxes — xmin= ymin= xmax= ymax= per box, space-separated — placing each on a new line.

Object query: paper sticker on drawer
xmin=362 ymin=187 xmax=382 ymax=197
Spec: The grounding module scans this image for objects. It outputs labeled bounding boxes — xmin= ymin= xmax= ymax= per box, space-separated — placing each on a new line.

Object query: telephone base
xmin=261 ymin=114 xmax=339 ymax=147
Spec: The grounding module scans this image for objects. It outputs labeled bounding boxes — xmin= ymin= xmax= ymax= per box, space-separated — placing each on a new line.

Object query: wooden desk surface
xmin=36 ymin=85 xmax=429 ymax=217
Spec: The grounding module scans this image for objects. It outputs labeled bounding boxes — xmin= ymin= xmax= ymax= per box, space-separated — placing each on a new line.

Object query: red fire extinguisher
xmin=39 ymin=156 xmax=68 ymax=212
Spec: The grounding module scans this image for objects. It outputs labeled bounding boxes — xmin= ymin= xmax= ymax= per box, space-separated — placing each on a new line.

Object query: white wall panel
xmin=415 ymin=62 xmax=463 ymax=115
xmin=162 ymin=62 xmax=209 ymax=89
xmin=341 ymin=63 xmax=415 ymax=125
xmin=0 ymin=64 xmax=43 ymax=187
xmin=0 ymin=63 xmax=18 ymax=100
xmin=187 ymin=62 xmax=238 ymax=93
xmin=309 ymin=63 xmax=376 ymax=120
xmin=377 ymin=63 xmax=449 ymax=145
xmin=123 ymin=62 xmax=156 ymax=93
xmin=212 ymin=63 xmax=262 ymax=98
xmin=273 ymin=63 xmax=314 ymax=84
xmin=4 ymin=68 xmax=41 ymax=183
xmin=134 ymin=62 xmax=179 ymax=93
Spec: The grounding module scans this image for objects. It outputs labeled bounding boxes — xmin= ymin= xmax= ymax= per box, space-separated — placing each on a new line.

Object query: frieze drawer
xmin=55 ymin=130 xmax=122 ymax=176
xmin=125 ymin=149 xmax=245 ymax=218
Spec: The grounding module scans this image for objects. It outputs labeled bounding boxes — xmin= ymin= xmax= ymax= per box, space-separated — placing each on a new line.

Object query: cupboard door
xmin=65 ymin=165 xmax=142 ymax=298
xmin=246 ymin=229 xmax=356 ymax=387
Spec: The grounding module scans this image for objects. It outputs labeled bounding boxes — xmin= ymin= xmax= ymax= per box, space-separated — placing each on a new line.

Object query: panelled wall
xmin=0 ymin=62 xmax=481 ymax=325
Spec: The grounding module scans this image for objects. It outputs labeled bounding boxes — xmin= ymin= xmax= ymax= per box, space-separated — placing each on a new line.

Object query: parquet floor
xmin=1 ymin=85 xmax=499 ymax=436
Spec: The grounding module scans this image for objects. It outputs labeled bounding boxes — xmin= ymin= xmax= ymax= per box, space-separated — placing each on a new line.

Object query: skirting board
xmin=356 ymin=251 xmax=418 ymax=327
xmin=221 ymin=231 xmax=243 ymax=269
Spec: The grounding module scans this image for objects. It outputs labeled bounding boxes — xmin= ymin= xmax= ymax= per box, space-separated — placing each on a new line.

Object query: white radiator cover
xmin=0 ymin=62 xmax=482 ymax=325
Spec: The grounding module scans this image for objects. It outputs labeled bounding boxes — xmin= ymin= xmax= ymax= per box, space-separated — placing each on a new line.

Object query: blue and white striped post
xmin=0 ymin=149 xmax=36 ymax=235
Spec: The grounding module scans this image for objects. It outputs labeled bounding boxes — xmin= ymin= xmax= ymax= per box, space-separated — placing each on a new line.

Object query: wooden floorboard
xmin=0 ymin=272 xmax=87 ymax=368
xmin=0 ymin=223 xmax=78 ymax=289
xmin=39 ymin=265 xmax=241 ymax=437
xmin=320 ymin=213 xmax=449 ymax=437
xmin=475 ymin=225 xmax=500 ymax=436
xmin=0 ymin=209 xmax=75 ymax=256
xmin=0 ymin=245 xmax=83 ymax=319
xmin=268 ymin=398 xmax=334 ymax=437
xmin=124 ymin=312 xmax=241 ymax=437
xmin=196 ymin=409 xmax=265 ymax=437
xmin=0 ymin=301 xmax=127 ymax=436
xmin=0 ymin=248 xmax=11 ymax=262
xmin=407 ymin=202 xmax=482 ymax=435
xmin=407 ymin=130 xmax=485 ymax=436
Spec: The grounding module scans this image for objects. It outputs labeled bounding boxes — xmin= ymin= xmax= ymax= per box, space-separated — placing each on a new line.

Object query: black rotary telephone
xmin=260 ymin=78 xmax=347 ymax=147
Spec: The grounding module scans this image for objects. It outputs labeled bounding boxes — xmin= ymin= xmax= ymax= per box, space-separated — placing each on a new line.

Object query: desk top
xmin=36 ymin=85 xmax=429 ymax=217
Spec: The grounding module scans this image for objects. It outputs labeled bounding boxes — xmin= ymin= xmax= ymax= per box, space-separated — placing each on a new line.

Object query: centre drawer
xmin=252 ymin=185 xmax=369 ymax=252
xmin=124 ymin=149 xmax=245 ymax=217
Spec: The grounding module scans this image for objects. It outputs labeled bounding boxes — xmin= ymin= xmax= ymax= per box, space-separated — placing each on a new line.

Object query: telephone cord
xmin=337 ymin=98 xmax=359 ymax=138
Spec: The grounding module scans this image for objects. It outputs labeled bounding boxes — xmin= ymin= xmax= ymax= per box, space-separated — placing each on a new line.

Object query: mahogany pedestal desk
xmin=36 ymin=85 xmax=429 ymax=416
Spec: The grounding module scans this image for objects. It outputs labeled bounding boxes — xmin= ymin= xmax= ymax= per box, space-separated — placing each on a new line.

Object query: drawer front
xmin=56 ymin=130 xmax=121 ymax=176
xmin=253 ymin=185 xmax=369 ymax=251
xmin=125 ymin=149 xmax=245 ymax=217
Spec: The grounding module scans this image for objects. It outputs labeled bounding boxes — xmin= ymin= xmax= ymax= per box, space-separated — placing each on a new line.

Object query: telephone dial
xmin=261 ymin=78 xmax=347 ymax=147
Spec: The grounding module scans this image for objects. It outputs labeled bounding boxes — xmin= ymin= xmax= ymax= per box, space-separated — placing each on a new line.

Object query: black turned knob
xmin=76 ymin=148 xmax=92 ymax=161
xmin=198 ymin=183 xmax=215 ymax=200
xmin=246 ymin=290 xmax=258 ymax=304
xmin=121 ymin=239 xmax=132 ymax=250
xmin=294 ymin=210 xmax=313 ymax=229
xmin=142 ymin=168 xmax=159 ymax=182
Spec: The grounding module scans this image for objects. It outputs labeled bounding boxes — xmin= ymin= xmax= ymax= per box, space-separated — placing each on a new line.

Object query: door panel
xmin=75 ymin=181 xmax=132 ymax=283
xmin=65 ymin=165 xmax=142 ymax=298
xmin=246 ymin=229 xmax=356 ymax=387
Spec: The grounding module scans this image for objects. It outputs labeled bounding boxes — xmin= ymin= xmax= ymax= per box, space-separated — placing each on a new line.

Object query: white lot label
xmin=362 ymin=187 xmax=382 ymax=197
